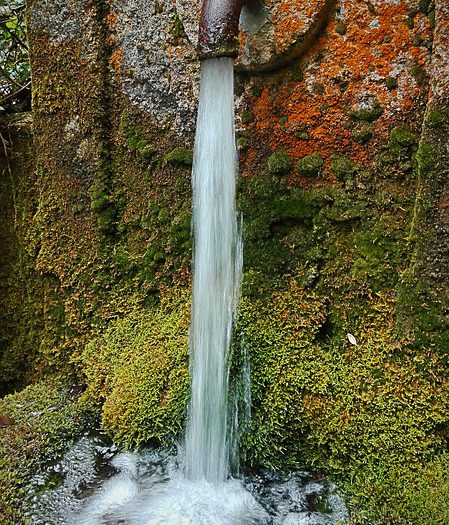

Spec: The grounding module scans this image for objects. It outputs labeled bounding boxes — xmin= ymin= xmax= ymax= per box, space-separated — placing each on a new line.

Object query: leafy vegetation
xmin=0 ymin=0 xmax=31 ymax=114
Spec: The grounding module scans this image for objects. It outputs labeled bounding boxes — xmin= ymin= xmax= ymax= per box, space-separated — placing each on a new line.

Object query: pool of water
xmin=26 ymin=434 xmax=348 ymax=525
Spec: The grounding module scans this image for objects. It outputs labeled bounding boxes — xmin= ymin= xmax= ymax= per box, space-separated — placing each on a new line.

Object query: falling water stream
xmin=185 ymin=56 xmax=242 ymax=483
xmin=26 ymin=58 xmax=348 ymax=525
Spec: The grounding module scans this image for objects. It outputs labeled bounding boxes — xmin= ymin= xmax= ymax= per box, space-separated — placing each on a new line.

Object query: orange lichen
xmin=105 ymin=12 xmax=118 ymax=29
xmin=110 ymin=48 xmax=124 ymax=73
xmin=272 ymin=0 xmax=324 ymax=50
xmin=240 ymin=0 xmax=432 ymax=185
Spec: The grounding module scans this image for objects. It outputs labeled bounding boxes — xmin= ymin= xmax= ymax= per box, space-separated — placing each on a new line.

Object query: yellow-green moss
xmin=236 ymin=282 xmax=449 ymax=523
xmin=80 ymin=290 xmax=190 ymax=448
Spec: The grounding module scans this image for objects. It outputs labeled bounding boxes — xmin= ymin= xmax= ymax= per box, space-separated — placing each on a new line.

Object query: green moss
xmin=385 ymin=76 xmax=398 ymax=90
xmin=415 ymin=142 xmax=437 ymax=173
xmin=81 ymin=290 xmax=190 ymax=447
xmin=411 ymin=62 xmax=426 ymax=85
xmin=241 ymin=110 xmax=255 ymax=125
xmin=418 ymin=0 xmax=433 ymax=14
xmin=405 ymin=14 xmax=415 ymax=29
xmin=235 ymin=280 xmax=449 ymax=525
xmin=297 ymin=152 xmax=324 ymax=176
xmin=389 ymin=125 xmax=417 ymax=148
xmin=349 ymin=100 xmax=383 ymax=122
xmin=426 ymin=109 xmax=449 ymax=129
xmin=366 ymin=1 xmax=376 ymax=14
xmin=397 ymin=276 xmax=449 ymax=352
xmin=411 ymin=33 xmax=424 ymax=46
xmin=237 ymin=132 xmax=250 ymax=151
xmin=251 ymin=83 xmax=264 ymax=97
xmin=352 ymin=214 xmax=409 ymax=290
xmin=290 ymin=66 xmax=304 ymax=82
xmin=351 ymin=123 xmax=373 ymax=143
xmin=330 ymin=155 xmax=358 ymax=181
xmin=0 ymin=120 xmax=51 ymax=390
xmin=267 ymin=150 xmax=292 ymax=175
xmin=235 ymin=279 xmax=328 ymax=468
xmin=88 ymin=179 xmax=117 ymax=235
xmin=165 ymin=147 xmax=193 ymax=166
xmin=295 ymin=130 xmax=310 ymax=140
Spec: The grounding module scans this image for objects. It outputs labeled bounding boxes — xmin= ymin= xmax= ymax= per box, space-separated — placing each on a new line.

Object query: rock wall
xmin=1 ymin=0 xmax=449 ymax=521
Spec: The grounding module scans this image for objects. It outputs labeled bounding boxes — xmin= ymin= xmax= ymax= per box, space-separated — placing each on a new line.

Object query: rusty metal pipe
xmin=198 ymin=0 xmax=246 ymax=59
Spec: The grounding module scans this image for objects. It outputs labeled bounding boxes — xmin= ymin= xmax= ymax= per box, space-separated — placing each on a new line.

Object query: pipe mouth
xmin=198 ymin=0 xmax=245 ymax=59
xmin=197 ymin=41 xmax=240 ymax=60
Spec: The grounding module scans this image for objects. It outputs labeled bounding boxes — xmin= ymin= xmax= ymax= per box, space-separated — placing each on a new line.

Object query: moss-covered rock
xmin=351 ymin=123 xmax=373 ymax=143
xmin=426 ymin=109 xmax=449 ymax=129
xmin=267 ymin=150 xmax=293 ymax=175
xmin=0 ymin=378 xmax=96 ymax=522
xmin=80 ymin=290 xmax=190 ymax=448
xmin=297 ymin=152 xmax=324 ymax=177
xmin=348 ymin=100 xmax=383 ymax=122
xmin=389 ymin=125 xmax=418 ymax=148
xmin=236 ymin=282 xmax=449 ymax=523
xmin=330 ymin=155 xmax=358 ymax=181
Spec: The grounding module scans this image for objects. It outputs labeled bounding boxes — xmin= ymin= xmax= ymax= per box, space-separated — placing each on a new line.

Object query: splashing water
xmin=185 ymin=56 xmax=243 ymax=483
xmin=26 ymin=437 xmax=348 ymax=525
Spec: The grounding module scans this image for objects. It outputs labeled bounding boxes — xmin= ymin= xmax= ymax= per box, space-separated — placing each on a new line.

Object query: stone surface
xmin=109 ymin=0 xmax=199 ymax=134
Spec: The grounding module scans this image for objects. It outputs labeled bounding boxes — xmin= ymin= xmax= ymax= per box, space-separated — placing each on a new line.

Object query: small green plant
xmin=385 ymin=76 xmax=398 ymax=90
xmin=335 ymin=22 xmax=347 ymax=35
xmin=351 ymin=123 xmax=373 ymax=143
xmin=297 ymin=152 xmax=324 ymax=176
xmin=165 ymin=147 xmax=193 ymax=166
xmin=170 ymin=15 xmax=186 ymax=42
xmin=267 ymin=150 xmax=292 ymax=175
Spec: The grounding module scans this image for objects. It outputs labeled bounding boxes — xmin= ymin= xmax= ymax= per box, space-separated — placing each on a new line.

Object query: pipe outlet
xmin=198 ymin=0 xmax=246 ymax=59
